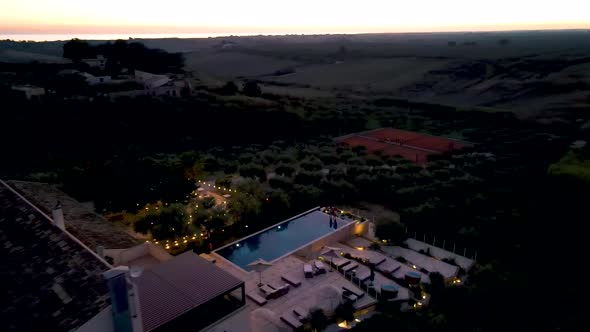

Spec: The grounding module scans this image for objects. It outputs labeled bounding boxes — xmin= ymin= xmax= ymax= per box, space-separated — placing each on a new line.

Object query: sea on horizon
xmin=0 ymin=32 xmax=287 ymax=42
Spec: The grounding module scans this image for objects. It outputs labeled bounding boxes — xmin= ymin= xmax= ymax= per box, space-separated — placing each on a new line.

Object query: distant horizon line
xmin=2 ymin=28 xmax=589 ymax=42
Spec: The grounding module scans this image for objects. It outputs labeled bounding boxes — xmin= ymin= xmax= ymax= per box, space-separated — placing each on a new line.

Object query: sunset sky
xmin=1 ymin=0 xmax=589 ymax=35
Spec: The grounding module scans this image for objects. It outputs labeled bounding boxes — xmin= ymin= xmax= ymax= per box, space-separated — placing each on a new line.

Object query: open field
xmin=3 ymin=30 xmax=589 ymax=118
xmin=184 ymin=51 xmax=299 ymax=78
xmin=0 ymin=49 xmax=70 ymax=63
xmin=272 ymin=58 xmax=449 ymax=93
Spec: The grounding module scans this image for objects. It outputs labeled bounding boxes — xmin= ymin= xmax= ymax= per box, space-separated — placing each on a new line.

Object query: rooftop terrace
xmin=8 ymin=180 xmax=139 ymax=250
xmin=0 ymin=180 xmax=111 ymax=332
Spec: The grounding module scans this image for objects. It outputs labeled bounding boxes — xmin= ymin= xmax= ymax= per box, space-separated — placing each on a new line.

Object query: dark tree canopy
xmin=242 ymin=81 xmax=262 ymax=97
xmin=63 ymin=39 xmax=184 ymax=74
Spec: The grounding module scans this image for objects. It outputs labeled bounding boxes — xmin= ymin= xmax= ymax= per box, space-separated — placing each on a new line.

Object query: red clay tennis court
xmin=338 ymin=128 xmax=471 ymax=164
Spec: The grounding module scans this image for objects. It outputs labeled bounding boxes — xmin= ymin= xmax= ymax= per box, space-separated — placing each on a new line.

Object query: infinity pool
xmin=215 ymin=209 xmax=351 ymax=270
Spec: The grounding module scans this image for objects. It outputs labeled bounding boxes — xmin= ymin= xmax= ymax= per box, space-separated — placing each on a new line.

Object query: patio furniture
xmin=342 ymin=263 xmax=359 ymax=273
xmin=342 ymin=289 xmax=358 ymax=302
xmin=260 ymin=284 xmax=275 ymax=296
xmin=314 ymin=260 xmax=326 ymax=274
xmin=343 ymin=286 xmax=365 ymax=298
xmin=369 ymin=256 xmax=386 ymax=266
xmin=376 ymin=261 xmax=401 ymax=274
xmin=332 ymin=257 xmax=351 ymax=269
xmin=293 ymin=307 xmax=309 ymax=322
xmin=265 ymin=284 xmax=290 ymax=299
xmin=282 ymin=274 xmax=302 ymax=287
xmin=247 ymin=292 xmax=267 ymax=306
xmin=281 ymin=314 xmax=303 ymax=330
xmin=303 ymin=264 xmax=314 ymax=278
xmin=355 ymin=269 xmax=371 ymax=283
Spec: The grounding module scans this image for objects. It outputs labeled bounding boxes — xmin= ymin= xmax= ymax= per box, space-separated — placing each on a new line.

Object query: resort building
xmin=11 ymin=84 xmax=46 ymax=99
xmin=1 ymin=179 xmax=474 ymax=331
xmin=83 ymin=55 xmax=107 ymax=71
xmin=0 ymin=180 xmax=246 ymax=332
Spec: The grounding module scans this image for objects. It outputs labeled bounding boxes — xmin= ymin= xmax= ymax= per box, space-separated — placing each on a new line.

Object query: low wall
xmin=295 ymin=221 xmax=369 ymax=261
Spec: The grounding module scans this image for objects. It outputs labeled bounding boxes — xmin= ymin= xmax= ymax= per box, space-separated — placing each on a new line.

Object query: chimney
xmin=103 ymin=266 xmax=144 ymax=332
xmin=96 ymin=245 xmax=105 ymax=259
xmin=52 ymin=201 xmax=65 ymax=230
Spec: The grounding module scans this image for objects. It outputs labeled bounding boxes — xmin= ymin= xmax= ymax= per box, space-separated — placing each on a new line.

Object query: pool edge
xmin=213 ymin=206 xmax=321 ymax=253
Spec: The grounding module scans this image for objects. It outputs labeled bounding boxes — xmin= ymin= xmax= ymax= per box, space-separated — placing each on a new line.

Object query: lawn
xmin=548 ymin=150 xmax=590 ymax=184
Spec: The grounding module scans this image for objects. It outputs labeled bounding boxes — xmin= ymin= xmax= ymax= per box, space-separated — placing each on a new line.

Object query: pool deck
xmin=207 ymin=253 xmax=377 ymax=332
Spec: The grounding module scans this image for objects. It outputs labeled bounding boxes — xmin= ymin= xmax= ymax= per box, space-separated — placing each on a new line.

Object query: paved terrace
xmin=207 ymin=253 xmax=376 ymax=332
xmin=405 ymin=238 xmax=475 ymax=271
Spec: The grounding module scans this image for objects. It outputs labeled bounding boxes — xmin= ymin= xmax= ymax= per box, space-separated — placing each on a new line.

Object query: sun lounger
xmin=293 ymin=307 xmax=309 ymax=321
xmin=355 ymin=270 xmax=371 ymax=283
xmin=282 ymin=274 xmax=302 ymax=287
xmin=304 ymin=264 xmax=314 ymax=278
xmin=376 ymin=261 xmax=401 ymax=274
xmin=332 ymin=257 xmax=351 ymax=269
xmin=342 ymin=263 xmax=358 ymax=273
xmin=369 ymin=256 xmax=386 ymax=266
xmin=342 ymin=290 xmax=358 ymax=302
xmin=281 ymin=314 xmax=303 ymax=330
xmin=343 ymin=286 xmax=365 ymax=298
xmin=314 ymin=260 xmax=326 ymax=274
xmin=265 ymin=284 xmax=290 ymax=299
xmin=268 ymin=281 xmax=285 ymax=290
xmin=247 ymin=292 xmax=267 ymax=306
xmin=260 ymin=284 xmax=275 ymax=295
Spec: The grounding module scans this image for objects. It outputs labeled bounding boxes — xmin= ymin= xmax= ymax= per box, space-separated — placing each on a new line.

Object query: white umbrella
xmin=247 ymin=258 xmax=273 ymax=286
xmin=321 ymin=246 xmax=341 ymax=271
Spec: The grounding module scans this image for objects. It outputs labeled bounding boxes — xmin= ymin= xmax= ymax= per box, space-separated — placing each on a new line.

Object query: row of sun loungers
xmin=248 ymin=281 xmax=293 ymax=306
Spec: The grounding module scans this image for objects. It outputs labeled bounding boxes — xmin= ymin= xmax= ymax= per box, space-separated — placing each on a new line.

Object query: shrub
xmin=369 ymin=242 xmax=381 ymax=251
xmin=275 ymin=164 xmax=296 ymax=177
xmin=334 ymin=302 xmax=355 ymax=323
xmin=215 ymin=176 xmax=232 ymax=189
xmin=375 ymin=219 xmax=406 ymax=244
xmin=201 ymin=196 xmax=216 ymax=209
xmin=309 ymin=308 xmax=329 ymax=331
xmin=242 ymin=81 xmax=262 ymax=97
xmin=268 ymin=176 xmax=293 ymax=190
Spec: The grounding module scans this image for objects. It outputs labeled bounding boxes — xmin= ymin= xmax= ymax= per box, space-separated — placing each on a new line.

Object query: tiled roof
xmin=0 ymin=182 xmax=111 ymax=332
xmin=136 ymin=252 xmax=244 ymax=331
xmin=8 ymin=181 xmax=140 ymax=250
